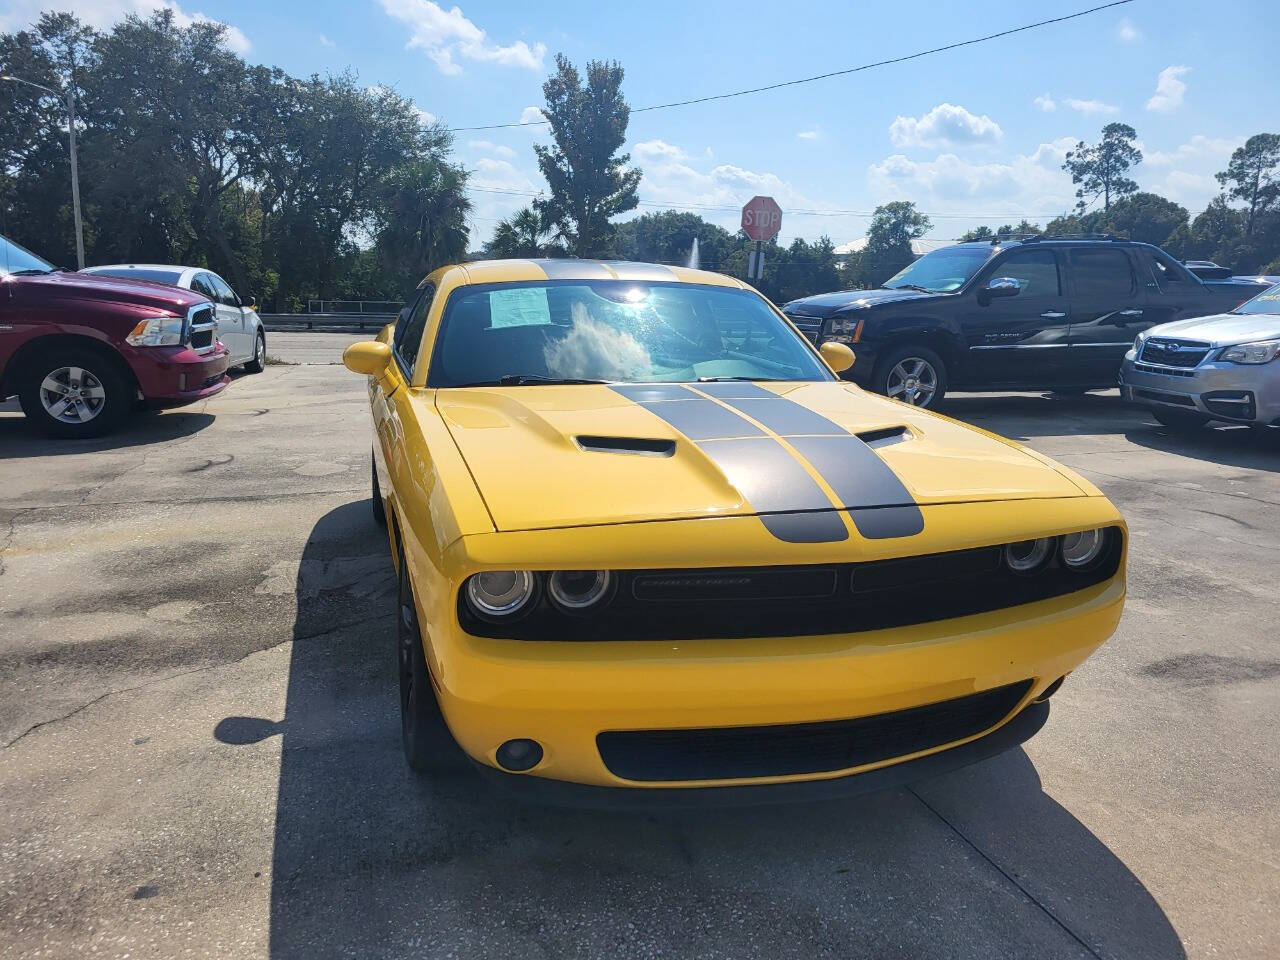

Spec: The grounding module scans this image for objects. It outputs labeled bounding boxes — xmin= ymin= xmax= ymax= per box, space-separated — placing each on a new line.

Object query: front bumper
xmin=1119 ymin=350 xmax=1280 ymax=425
xmin=126 ymin=341 xmax=231 ymax=404
xmin=415 ymin=498 xmax=1126 ymax=794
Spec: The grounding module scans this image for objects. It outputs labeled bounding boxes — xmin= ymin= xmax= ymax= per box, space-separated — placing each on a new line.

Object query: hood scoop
xmin=856 ymin=425 xmax=910 ymax=449
xmin=576 ymin=435 xmax=676 ymax=458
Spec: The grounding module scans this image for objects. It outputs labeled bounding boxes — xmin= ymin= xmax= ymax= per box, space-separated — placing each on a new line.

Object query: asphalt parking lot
xmin=1 ymin=332 xmax=1277 ymax=959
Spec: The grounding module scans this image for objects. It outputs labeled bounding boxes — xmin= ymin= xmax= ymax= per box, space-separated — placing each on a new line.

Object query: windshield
xmin=1234 ymin=283 xmax=1280 ymax=315
xmin=883 ymin=246 xmax=992 ymax=293
xmin=0 ymin=235 xmax=56 ymax=276
xmin=427 ymin=280 xmax=833 ymax=387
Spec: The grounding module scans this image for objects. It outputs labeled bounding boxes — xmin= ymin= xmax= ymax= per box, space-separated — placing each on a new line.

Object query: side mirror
xmin=981 ymin=277 xmax=1022 ymax=303
xmin=242 ymin=294 xmax=256 ymax=309
xmin=820 ymin=340 xmax=855 ymax=373
xmin=343 ymin=340 xmax=392 ymax=377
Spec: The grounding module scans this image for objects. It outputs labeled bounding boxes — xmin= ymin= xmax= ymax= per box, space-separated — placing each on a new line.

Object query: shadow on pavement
xmin=218 ymin=502 xmax=1185 ymax=959
xmin=0 ymin=401 xmax=215 ymax=459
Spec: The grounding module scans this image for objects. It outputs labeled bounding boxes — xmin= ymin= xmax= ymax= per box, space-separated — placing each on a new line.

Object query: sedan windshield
xmin=1234 ymin=283 xmax=1280 ymax=315
xmin=882 ymin=246 xmax=992 ymax=293
xmin=0 ymin=235 xmax=56 ymax=276
xmin=427 ymin=281 xmax=834 ymax=387
xmin=83 ymin=267 xmax=183 ymax=285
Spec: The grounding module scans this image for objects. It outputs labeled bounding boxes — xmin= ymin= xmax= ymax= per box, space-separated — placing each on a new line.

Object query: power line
xmin=447 ymin=1 xmax=1133 ymax=132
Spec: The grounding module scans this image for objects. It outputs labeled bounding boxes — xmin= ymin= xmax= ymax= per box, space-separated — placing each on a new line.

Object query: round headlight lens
xmin=465 ymin=570 xmax=536 ymax=619
xmin=547 ymin=570 xmax=613 ymax=612
xmin=1061 ymin=529 xmax=1106 ymax=569
xmin=1004 ymin=538 xmax=1054 ymax=573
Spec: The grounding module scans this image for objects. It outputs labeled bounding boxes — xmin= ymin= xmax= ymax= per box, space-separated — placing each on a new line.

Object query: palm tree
xmin=485 ymin=206 xmax=555 ymax=258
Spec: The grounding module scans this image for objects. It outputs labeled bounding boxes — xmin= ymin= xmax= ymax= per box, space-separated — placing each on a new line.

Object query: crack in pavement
xmin=2 ymin=612 xmax=394 ymax=751
xmin=0 ymin=506 xmax=35 ymax=578
xmin=908 ymin=785 xmax=1103 ymax=960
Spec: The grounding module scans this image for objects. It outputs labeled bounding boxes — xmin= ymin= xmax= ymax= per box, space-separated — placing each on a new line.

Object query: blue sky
xmin=1 ymin=0 xmax=1273 ymax=248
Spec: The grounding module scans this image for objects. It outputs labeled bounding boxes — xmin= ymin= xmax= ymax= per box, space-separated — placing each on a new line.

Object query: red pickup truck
xmin=1 ymin=234 xmax=230 ymax=438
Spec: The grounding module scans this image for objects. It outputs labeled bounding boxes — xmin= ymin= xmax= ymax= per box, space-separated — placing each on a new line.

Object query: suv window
xmin=1138 ymin=248 xmax=1191 ymax=286
xmin=208 ymin=273 xmax=239 ymax=306
xmin=394 ymin=283 xmax=435 ymax=377
xmin=989 ymin=249 xmax=1061 ymax=296
xmin=1068 ymin=248 xmax=1135 ymax=298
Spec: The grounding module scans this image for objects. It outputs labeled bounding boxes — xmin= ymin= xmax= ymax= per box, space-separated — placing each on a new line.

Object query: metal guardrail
xmin=305 ymin=299 xmax=403 ymax=315
xmin=261 ymin=313 xmax=397 ymax=332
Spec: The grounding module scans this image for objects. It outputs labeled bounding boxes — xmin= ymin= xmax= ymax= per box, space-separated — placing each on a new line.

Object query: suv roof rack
xmin=1020 ymin=233 xmax=1124 ymax=243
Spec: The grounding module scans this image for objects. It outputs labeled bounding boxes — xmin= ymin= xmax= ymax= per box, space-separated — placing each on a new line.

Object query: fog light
xmin=465 ymin=571 xmax=536 ymax=621
xmin=547 ymin=570 xmax=613 ymax=612
xmin=1060 ymin=529 xmax=1106 ymax=569
xmin=1004 ymin=538 xmax=1053 ymax=573
xmin=496 ymin=738 xmax=543 ymax=772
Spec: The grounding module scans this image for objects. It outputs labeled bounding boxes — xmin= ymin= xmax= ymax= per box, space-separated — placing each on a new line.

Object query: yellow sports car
xmin=343 ymin=259 xmax=1125 ymax=804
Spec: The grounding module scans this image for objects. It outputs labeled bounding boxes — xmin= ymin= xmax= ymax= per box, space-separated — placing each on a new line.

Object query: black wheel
xmin=18 ymin=347 xmax=132 ymax=438
xmin=1151 ymin=408 xmax=1209 ymax=431
xmin=873 ymin=345 xmax=948 ymax=409
xmin=371 ymin=449 xmax=387 ymax=527
xmin=244 ymin=331 xmax=266 ymax=373
xmin=397 ymin=546 xmax=464 ymax=773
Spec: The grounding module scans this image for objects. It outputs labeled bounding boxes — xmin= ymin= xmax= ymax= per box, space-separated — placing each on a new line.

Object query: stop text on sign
xmin=741 ymin=196 xmax=782 ymax=243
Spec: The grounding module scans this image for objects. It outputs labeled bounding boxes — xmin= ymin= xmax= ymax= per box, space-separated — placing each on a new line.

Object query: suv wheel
xmin=874 ymin=345 xmax=947 ymax=409
xmin=19 ymin=348 xmax=131 ymax=438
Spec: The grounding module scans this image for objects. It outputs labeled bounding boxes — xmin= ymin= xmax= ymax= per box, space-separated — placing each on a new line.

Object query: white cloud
xmin=468 ymin=139 xmax=516 ymax=159
xmin=888 ymin=103 xmax=1002 ymax=148
xmin=1143 ymin=134 xmax=1242 ymax=167
xmin=1147 ymin=65 xmax=1189 ymax=112
xmin=318 ymin=33 xmax=335 ymax=48
xmin=867 ymin=138 xmax=1079 ymax=219
xmin=796 ymin=130 xmax=819 ymax=141
xmin=634 ymin=139 xmax=687 ymax=161
xmin=1116 ymin=17 xmax=1142 ymax=42
xmin=0 ymin=1 xmax=251 ymax=52
xmin=415 ymin=107 xmax=437 ymax=126
xmin=1034 ymin=94 xmax=1056 ymax=112
xmin=1064 ymin=98 xmax=1119 ymax=115
xmin=379 ymin=0 xmax=545 ymax=75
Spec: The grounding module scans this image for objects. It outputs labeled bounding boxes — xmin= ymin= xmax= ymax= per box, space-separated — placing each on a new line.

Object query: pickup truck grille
xmin=1139 ymin=338 xmax=1210 ymax=368
xmin=187 ymin=304 xmax=217 ymax=355
xmin=786 ymin=313 xmax=823 ymax=345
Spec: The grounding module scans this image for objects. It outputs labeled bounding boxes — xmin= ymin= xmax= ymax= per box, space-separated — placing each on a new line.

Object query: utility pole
xmin=2 ymin=74 xmax=85 ymax=269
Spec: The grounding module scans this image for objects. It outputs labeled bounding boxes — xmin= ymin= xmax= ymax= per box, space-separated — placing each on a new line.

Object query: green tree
xmin=1216 ymin=133 xmax=1280 ymax=235
xmin=485 ymin=207 xmax=554 ymax=258
xmin=533 ymin=54 xmax=641 ymax=258
xmin=1063 ymin=122 xmax=1142 ymax=213
xmin=612 ymin=210 xmax=735 ymax=269
xmin=1092 ymin=192 xmax=1188 ymax=246
xmin=857 ymin=201 xmax=932 ymax=287
xmin=372 ymin=141 xmax=471 ymax=291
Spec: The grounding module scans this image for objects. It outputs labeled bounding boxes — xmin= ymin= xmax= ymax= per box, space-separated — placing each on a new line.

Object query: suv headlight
xmin=825 ymin=316 xmax=864 ymax=344
xmin=1219 ymin=339 xmax=1280 ymax=364
xmin=126 ymin=314 xmax=186 ymax=347
xmin=1133 ymin=329 xmax=1150 ymax=351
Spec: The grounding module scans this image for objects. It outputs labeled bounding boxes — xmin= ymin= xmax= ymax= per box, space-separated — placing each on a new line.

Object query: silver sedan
xmin=1120 ymin=282 xmax=1280 ymax=429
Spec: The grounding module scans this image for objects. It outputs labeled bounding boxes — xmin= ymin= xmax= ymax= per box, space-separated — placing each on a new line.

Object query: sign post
xmin=741 ymin=195 xmax=782 ymax=282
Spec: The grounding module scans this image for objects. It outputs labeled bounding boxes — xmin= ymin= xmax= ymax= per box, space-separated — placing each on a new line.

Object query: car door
xmin=1064 ymin=246 xmax=1147 ymax=384
xmin=375 ymin=283 xmax=435 ymax=503
xmin=1130 ymin=246 xmax=1205 ymax=328
xmin=207 ymin=273 xmax=248 ymax=360
xmin=959 ymin=247 xmax=1071 ymax=385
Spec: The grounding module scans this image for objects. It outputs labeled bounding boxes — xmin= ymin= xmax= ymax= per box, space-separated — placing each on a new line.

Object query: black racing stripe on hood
xmin=611 ymin=384 xmax=695 ymax=402
xmin=847 ymin=506 xmax=926 ymax=540
xmin=632 ymin=399 xmax=765 ymax=441
xmin=788 ymin=435 xmax=924 ymax=539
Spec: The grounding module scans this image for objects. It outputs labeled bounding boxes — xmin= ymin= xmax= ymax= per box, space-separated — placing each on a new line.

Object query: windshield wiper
xmin=883 ymin=283 xmax=932 ymax=293
xmin=8 ymin=268 xmax=54 ymax=276
xmin=472 ymin=374 xmax=609 ymax=386
xmin=696 ymin=376 xmax=783 ymax=382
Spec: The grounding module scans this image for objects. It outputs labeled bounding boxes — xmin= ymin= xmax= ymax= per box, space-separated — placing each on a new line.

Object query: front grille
xmin=1139 ymin=338 xmax=1210 ymax=368
xmin=786 ymin=313 xmax=823 ymax=344
xmin=1134 ymin=362 xmax=1195 ymax=378
xmin=188 ymin=304 xmax=217 ymax=355
xmin=459 ymin=530 xmax=1124 ymax=642
xmin=597 ymin=679 xmax=1034 ymax=781
xmin=190 ymin=328 xmax=214 ymax=350
xmin=201 ymin=373 xmax=225 ymax=389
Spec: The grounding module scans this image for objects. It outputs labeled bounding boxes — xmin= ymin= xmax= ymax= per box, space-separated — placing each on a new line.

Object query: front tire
xmin=873 ymin=345 xmax=947 ymax=409
xmin=243 ymin=331 xmax=266 ymax=373
xmin=1151 ymin=408 xmax=1210 ymax=431
xmin=397 ymin=545 xmax=463 ymax=774
xmin=18 ymin=348 xmax=131 ymax=439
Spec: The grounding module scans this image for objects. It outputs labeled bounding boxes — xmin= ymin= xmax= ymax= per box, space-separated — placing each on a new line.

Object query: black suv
xmin=783 ymin=236 xmax=1270 ymax=408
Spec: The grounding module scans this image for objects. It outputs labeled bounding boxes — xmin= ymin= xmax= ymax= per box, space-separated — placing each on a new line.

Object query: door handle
xmin=1119 ymin=308 xmax=1143 ymax=317
xmin=1040 ymin=311 xmax=1066 ymax=319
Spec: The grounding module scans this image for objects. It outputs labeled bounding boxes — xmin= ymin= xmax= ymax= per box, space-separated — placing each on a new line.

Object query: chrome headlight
xmin=464 ymin=571 xmax=537 ymax=620
xmin=1219 ymin=339 xmax=1280 ymax=364
xmin=1060 ymin=529 xmax=1107 ymax=569
xmin=1133 ymin=329 xmax=1150 ymax=352
xmin=825 ymin=316 xmax=864 ymax=344
xmin=1004 ymin=538 xmax=1054 ymax=574
xmin=126 ymin=314 xmax=185 ymax=347
xmin=548 ymin=570 xmax=614 ymax=612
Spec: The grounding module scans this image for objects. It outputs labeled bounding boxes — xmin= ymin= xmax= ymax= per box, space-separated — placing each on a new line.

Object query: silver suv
xmin=1120 ymin=282 xmax=1280 ymax=429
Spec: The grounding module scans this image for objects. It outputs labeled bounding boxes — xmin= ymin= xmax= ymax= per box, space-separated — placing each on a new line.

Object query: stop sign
xmin=741 ymin=195 xmax=782 ymax=242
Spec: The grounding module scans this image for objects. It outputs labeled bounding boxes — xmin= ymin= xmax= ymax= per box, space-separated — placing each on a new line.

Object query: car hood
xmin=436 ymin=382 xmax=1085 ymax=533
xmin=15 ymin=271 xmax=206 ymax=313
xmin=783 ymin=287 xmax=935 ymax=318
xmin=1146 ymin=311 xmax=1280 ymax=347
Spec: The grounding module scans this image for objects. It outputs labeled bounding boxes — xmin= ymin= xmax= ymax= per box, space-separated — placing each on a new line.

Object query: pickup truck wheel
xmin=874 ymin=346 xmax=947 ymax=409
xmin=1151 ymin=408 xmax=1210 ymax=431
xmin=243 ymin=331 xmax=266 ymax=373
xmin=398 ymin=545 xmax=464 ymax=774
xmin=371 ymin=450 xmax=387 ymax=527
xmin=18 ymin=349 xmax=130 ymax=439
